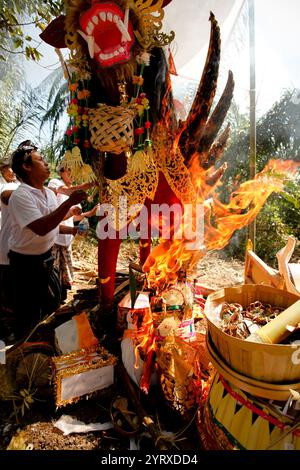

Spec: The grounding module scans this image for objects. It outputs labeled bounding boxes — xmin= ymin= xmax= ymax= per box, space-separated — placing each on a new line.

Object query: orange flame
xmin=144 ymin=147 xmax=300 ymax=292
xmin=143 ymin=74 xmax=300 ymax=292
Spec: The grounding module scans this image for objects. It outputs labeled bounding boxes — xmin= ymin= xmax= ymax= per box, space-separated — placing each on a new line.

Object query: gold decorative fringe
xmin=64 ymin=146 xmax=97 ymax=183
xmin=52 ymin=345 xmax=117 ymax=407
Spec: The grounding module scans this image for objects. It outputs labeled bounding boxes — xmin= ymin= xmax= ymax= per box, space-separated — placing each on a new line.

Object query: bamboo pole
xmin=248 ymin=0 xmax=257 ymax=251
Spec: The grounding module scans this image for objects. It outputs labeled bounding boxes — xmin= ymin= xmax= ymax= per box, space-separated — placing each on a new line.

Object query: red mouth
xmin=79 ymin=2 xmax=134 ymax=68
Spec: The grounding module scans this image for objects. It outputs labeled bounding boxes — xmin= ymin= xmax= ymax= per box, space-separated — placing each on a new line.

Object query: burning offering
xmin=205 ymin=285 xmax=300 ymax=383
xmin=218 ymin=301 xmax=284 ymax=339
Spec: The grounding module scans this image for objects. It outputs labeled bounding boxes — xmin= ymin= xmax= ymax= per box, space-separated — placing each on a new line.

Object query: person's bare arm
xmin=59 ymin=225 xmax=78 ymax=235
xmin=1 ymin=190 xmax=14 ymax=205
xmin=27 ymin=190 xmax=87 ymax=236
xmin=57 ymin=182 xmax=96 ymax=196
xmin=73 ymin=203 xmax=100 ymax=221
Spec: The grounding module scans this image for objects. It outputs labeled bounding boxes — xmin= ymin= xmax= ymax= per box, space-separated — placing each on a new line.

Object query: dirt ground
xmin=0 ymin=240 xmax=245 ymax=451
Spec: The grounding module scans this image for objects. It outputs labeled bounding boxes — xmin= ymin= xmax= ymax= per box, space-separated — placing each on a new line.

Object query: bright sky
xmin=24 ymin=0 xmax=300 ymax=119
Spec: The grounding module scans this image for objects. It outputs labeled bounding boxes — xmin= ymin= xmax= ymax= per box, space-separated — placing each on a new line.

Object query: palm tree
xmin=37 ymin=66 xmax=69 ymax=146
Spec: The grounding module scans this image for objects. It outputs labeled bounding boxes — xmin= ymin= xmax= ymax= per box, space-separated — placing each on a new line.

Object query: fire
xmin=143 ymin=150 xmax=300 ymax=292
xmin=141 ymin=67 xmax=300 ymax=293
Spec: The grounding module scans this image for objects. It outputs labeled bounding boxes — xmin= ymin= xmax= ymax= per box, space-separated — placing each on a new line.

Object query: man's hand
xmin=69 ymin=189 xmax=87 ymax=205
xmin=81 ymin=181 xmax=97 ymax=191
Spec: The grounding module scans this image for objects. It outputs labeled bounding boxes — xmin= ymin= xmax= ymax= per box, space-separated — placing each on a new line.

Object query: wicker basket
xmin=204 ymin=284 xmax=300 ymax=383
xmin=89 ymin=104 xmax=136 ymax=154
xmin=206 ymin=333 xmax=300 ymax=400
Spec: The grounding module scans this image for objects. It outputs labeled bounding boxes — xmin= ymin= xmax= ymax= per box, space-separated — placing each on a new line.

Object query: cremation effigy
xmin=39 ymin=1 xmax=300 ymax=443
xmin=40 ymin=0 xmax=299 ymax=317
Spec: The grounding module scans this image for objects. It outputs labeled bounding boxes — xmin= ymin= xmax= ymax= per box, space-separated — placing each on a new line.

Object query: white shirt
xmin=0 ymin=181 xmax=20 ymax=264
xmin=48 ymin=178 xmax=75 ymax=247
xmin=0 ymin=175 xmax=8 ymax=195
xmin=8 ymin=182 xmax=59 ymax=255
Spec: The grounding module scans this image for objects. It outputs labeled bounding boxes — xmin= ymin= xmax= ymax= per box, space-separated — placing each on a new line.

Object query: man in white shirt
xmin=48 ymin=163 xmax=98 ymax=302
xmin=8 ymin=143 xmax=87 ymax=340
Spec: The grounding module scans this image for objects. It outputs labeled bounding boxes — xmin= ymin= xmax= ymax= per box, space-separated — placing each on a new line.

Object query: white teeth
xmin=124 ymin=7 xmax=129 ymax=30
xmin=113 ymin=14 xmax=119 ymax=23
xmin=116 ymin=18 xmax=131 ymax=42
xmin=92 ymin=15 xmax=99 ymax=25
xmin=77 ymin=30 xmax=96 ymax=58
xmin=77 ymin=29 xmax=88 ymax=41
xmin=113 ymin=50 xmax=119 ymax=56
xmin=99 ymin=52 xmax=115 ymax=60
xmin=119 ymin=46 xmax=125 ymax=53
xmin=99 ymin=12 xmax=106 ymax=22
xmin=87 ymin=35 xmax=95 ymax=58
xmin=107 ymin=12 xmax=113 ymax=22
xmin=86 ymin=21 xmax=94 ymax=35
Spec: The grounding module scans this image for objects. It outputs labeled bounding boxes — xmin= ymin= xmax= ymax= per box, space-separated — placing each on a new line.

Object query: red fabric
xmin=140 ymin=347 xmax=156 ymax=394
xmin=98 ymin=173 xmax=182 ymax=306
xmin=98 ymin=236 xmax=122 ymax=307
xmin=168 ymin=50 xmax=178 ymax=76
xmin=39 ymin=15 xmax=67 ymax=48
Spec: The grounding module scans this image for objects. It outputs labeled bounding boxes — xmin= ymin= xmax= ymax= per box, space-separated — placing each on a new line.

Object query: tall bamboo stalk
xmin=248 ymin=0 xmax=257 ymax=250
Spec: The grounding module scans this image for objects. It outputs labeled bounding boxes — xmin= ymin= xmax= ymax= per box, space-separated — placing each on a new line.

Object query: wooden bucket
xmin=204 ymin=284 xmax=300 ymax=383
xmin=206 ymin=333 xmax=300 ymax=401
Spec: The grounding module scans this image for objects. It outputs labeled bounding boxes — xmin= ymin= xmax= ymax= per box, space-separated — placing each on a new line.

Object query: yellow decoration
xmin=52 ymin=345 xmax=117 ymax=407
xmin=78 ymin=163 xmax=97 ymax=184
xmin=127 ymin=150 xmax=147 ymax=173
xmin=201 ymin=373 xmax=300 ymax=450
xmin=63 ymin=147 xmax=96 ymax=184
xmin=132 ymin=0 xmax=175 ymax=51
xmin=101 ymin=124 xmax=196 ymax=230
xmin=99 ymin=276 xmax=111 ymax=284
xmin=64 ymin=146 xmax=84 ymax=181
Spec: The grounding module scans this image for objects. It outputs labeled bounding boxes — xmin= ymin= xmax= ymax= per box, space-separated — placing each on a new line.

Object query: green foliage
xmin=220 ymin=90 xmax=300 ymax=263
xmin=0 ymin=0 xmax=63 ymax=61
xmin=0 ymin=82 xmax=47 ymax=159
xmin=255 ymin=196 xmax=288 ymax=266
xmin=38 ymin=67 xmax=68 ymax=145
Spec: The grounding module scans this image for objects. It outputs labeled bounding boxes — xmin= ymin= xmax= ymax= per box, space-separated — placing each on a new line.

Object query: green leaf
xmin=13 ymin=38 xmax=23 ymax=49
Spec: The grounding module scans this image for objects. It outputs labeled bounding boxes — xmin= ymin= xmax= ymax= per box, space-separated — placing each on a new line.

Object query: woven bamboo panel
xmin=89 ymin=104 xmax=136 ymax=154
xmin=197 ymin=373 xmax=300 ymax=450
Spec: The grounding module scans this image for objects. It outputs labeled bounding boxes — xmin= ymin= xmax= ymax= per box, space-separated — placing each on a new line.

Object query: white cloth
xmin=0 ymin=176 xmax=8 ymax=195
xmin=0 ymin=181 xmax=20 ymax=264
xmin=8 ymin=182 xmax=59 ymax=255
xmin=53 ymin=415 xmax=113 ymax=436
xmin=48 ymin=178 xmax=74 ymax=247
